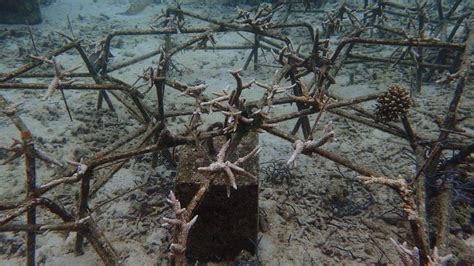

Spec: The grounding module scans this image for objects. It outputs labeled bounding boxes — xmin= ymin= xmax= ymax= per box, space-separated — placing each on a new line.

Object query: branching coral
xmin=287 ymin=121 xmax=335 ymax=167
xmin=43 ymin=56 xmax=79 ymax=101
xmin=427 ymin=246 xmax=453 ymax=266
xmin=390 ymin=238 xmax=420 ymax=266
xmin=234 ymin=3 xmax=277 ymax=30
xmin=37 ymin=159 xmax=88 ymax=192
xmin=356 ymin=175 xmax=418 ymax=220
xmin=228 ymin=69 xmax=255 ymax=107
xmin=357 ymin=175 xmax=455 ymax=265
xmin=255 ymin=81 xmax=295 ymax=112
xmin=288 ymin=79 xmax=332 ymax=111
xmin=66 ymin=158 xmax=88 ymax=178
xmin=390 ymin=238 xmax=452 ymax=266
xmin=162 ymin=191 xmax=198 ymax=264
xmin=200 ymin=90 xmax=232 ymax=112
xmin=221 ymin=105 xmax=254 ymax=134
xmin=198 ymin=139 xmax=261 ymax=197
xmin=0 ymin=1 xmax=469 ymax=264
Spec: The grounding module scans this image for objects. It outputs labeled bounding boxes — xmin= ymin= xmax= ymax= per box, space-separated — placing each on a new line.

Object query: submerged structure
xmin=0 ymin=0 xmax=473 ymax=265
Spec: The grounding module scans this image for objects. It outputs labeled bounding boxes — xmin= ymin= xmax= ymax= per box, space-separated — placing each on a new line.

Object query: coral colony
xmin=0 ymin=0 xmax=473 ymax=265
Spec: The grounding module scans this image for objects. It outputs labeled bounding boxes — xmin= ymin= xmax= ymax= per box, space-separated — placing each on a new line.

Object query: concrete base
xmin=0 ymin=0 xmax=42 ymax=25
xmin=175 ymin=133 xmax=259 ymax=262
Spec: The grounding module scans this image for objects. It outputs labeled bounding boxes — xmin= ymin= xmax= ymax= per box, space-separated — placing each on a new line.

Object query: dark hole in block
xmin=175 ymin=133 xmax=259 ymax=262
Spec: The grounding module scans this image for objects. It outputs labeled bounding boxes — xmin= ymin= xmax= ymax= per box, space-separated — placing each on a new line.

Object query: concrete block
xmin=175 ymin=132 xmax=259 ymax=262
xmin=0 ymin=0 xmax=42 ymax=25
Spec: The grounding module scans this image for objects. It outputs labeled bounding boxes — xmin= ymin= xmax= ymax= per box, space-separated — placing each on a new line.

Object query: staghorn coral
xmin=375 ymin=84 xmax=411 ymax=123
xmin=255 ymin=81 xmax=295 ymax=113
xmin=221 ymin=105 xmax=254 ymax=134
xmin=43 ymin=56 xmax=79 ymax=101
xmin=357 ymin=175 xmax=418 ymax=220
xmin=198 ymin=139 xmax=261 ymax=197
xmin=390 ymin=238 xmax=420 ymax=266
xmin=427 ymin=246 xmax=453 ymax=266
xmin=390 ymin=238 xmax=453 ymax=266
xmin=200 ymin=89 xmax=232 ymax=113
xmin=287 ymin=121 xmax=335 ymax=167
xmin=234 ymin=3 xmax=276 ymax=30
xmin=162 ymin=191 xmax=198 ymax=264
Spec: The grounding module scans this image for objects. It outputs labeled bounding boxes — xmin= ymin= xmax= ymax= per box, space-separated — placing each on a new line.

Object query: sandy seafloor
xmin=0 ymin=0 xmax=473 ymax=265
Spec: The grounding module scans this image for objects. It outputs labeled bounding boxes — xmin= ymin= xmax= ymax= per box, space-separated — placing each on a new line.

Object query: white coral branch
xmin=66 ymin=158 xmax=88 ymax=177
xmin=427 ymin=246 xmax=453 ymax=266
xmin=356 ymin=175 xmax=418 ymax=220
xmin=390 ymin=238 xmax=453 ymax=266
xmin=198 ymin=140 xmax=260 ymax=197
xmin=390 ymin=238 xmax=420 ymax=266
xmin=200 ymin=91 xmax=231 ymax=107
xmin=43 ymin=57 xmax=78 ymax=101
xmin=162 ymin=191 xmax=198 ymax=259
xmin=180 ymin=84 xmax=207 ymax=96
xmin=255 ymin=81 xmax=295 ymax=112
xmin=287 ymin=121 xmax=335 ymax=167
xmin=222 ymin=105 xmax=254 ymax=133
xmin=234 ymin=146 xmax=262 ymax=166
xmin=44 ymin=75 xmax=61 ymax=101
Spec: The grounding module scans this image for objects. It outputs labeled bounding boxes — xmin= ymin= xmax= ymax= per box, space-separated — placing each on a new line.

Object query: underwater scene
xmin=0 ymin=0 xmax=473 ymax=265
